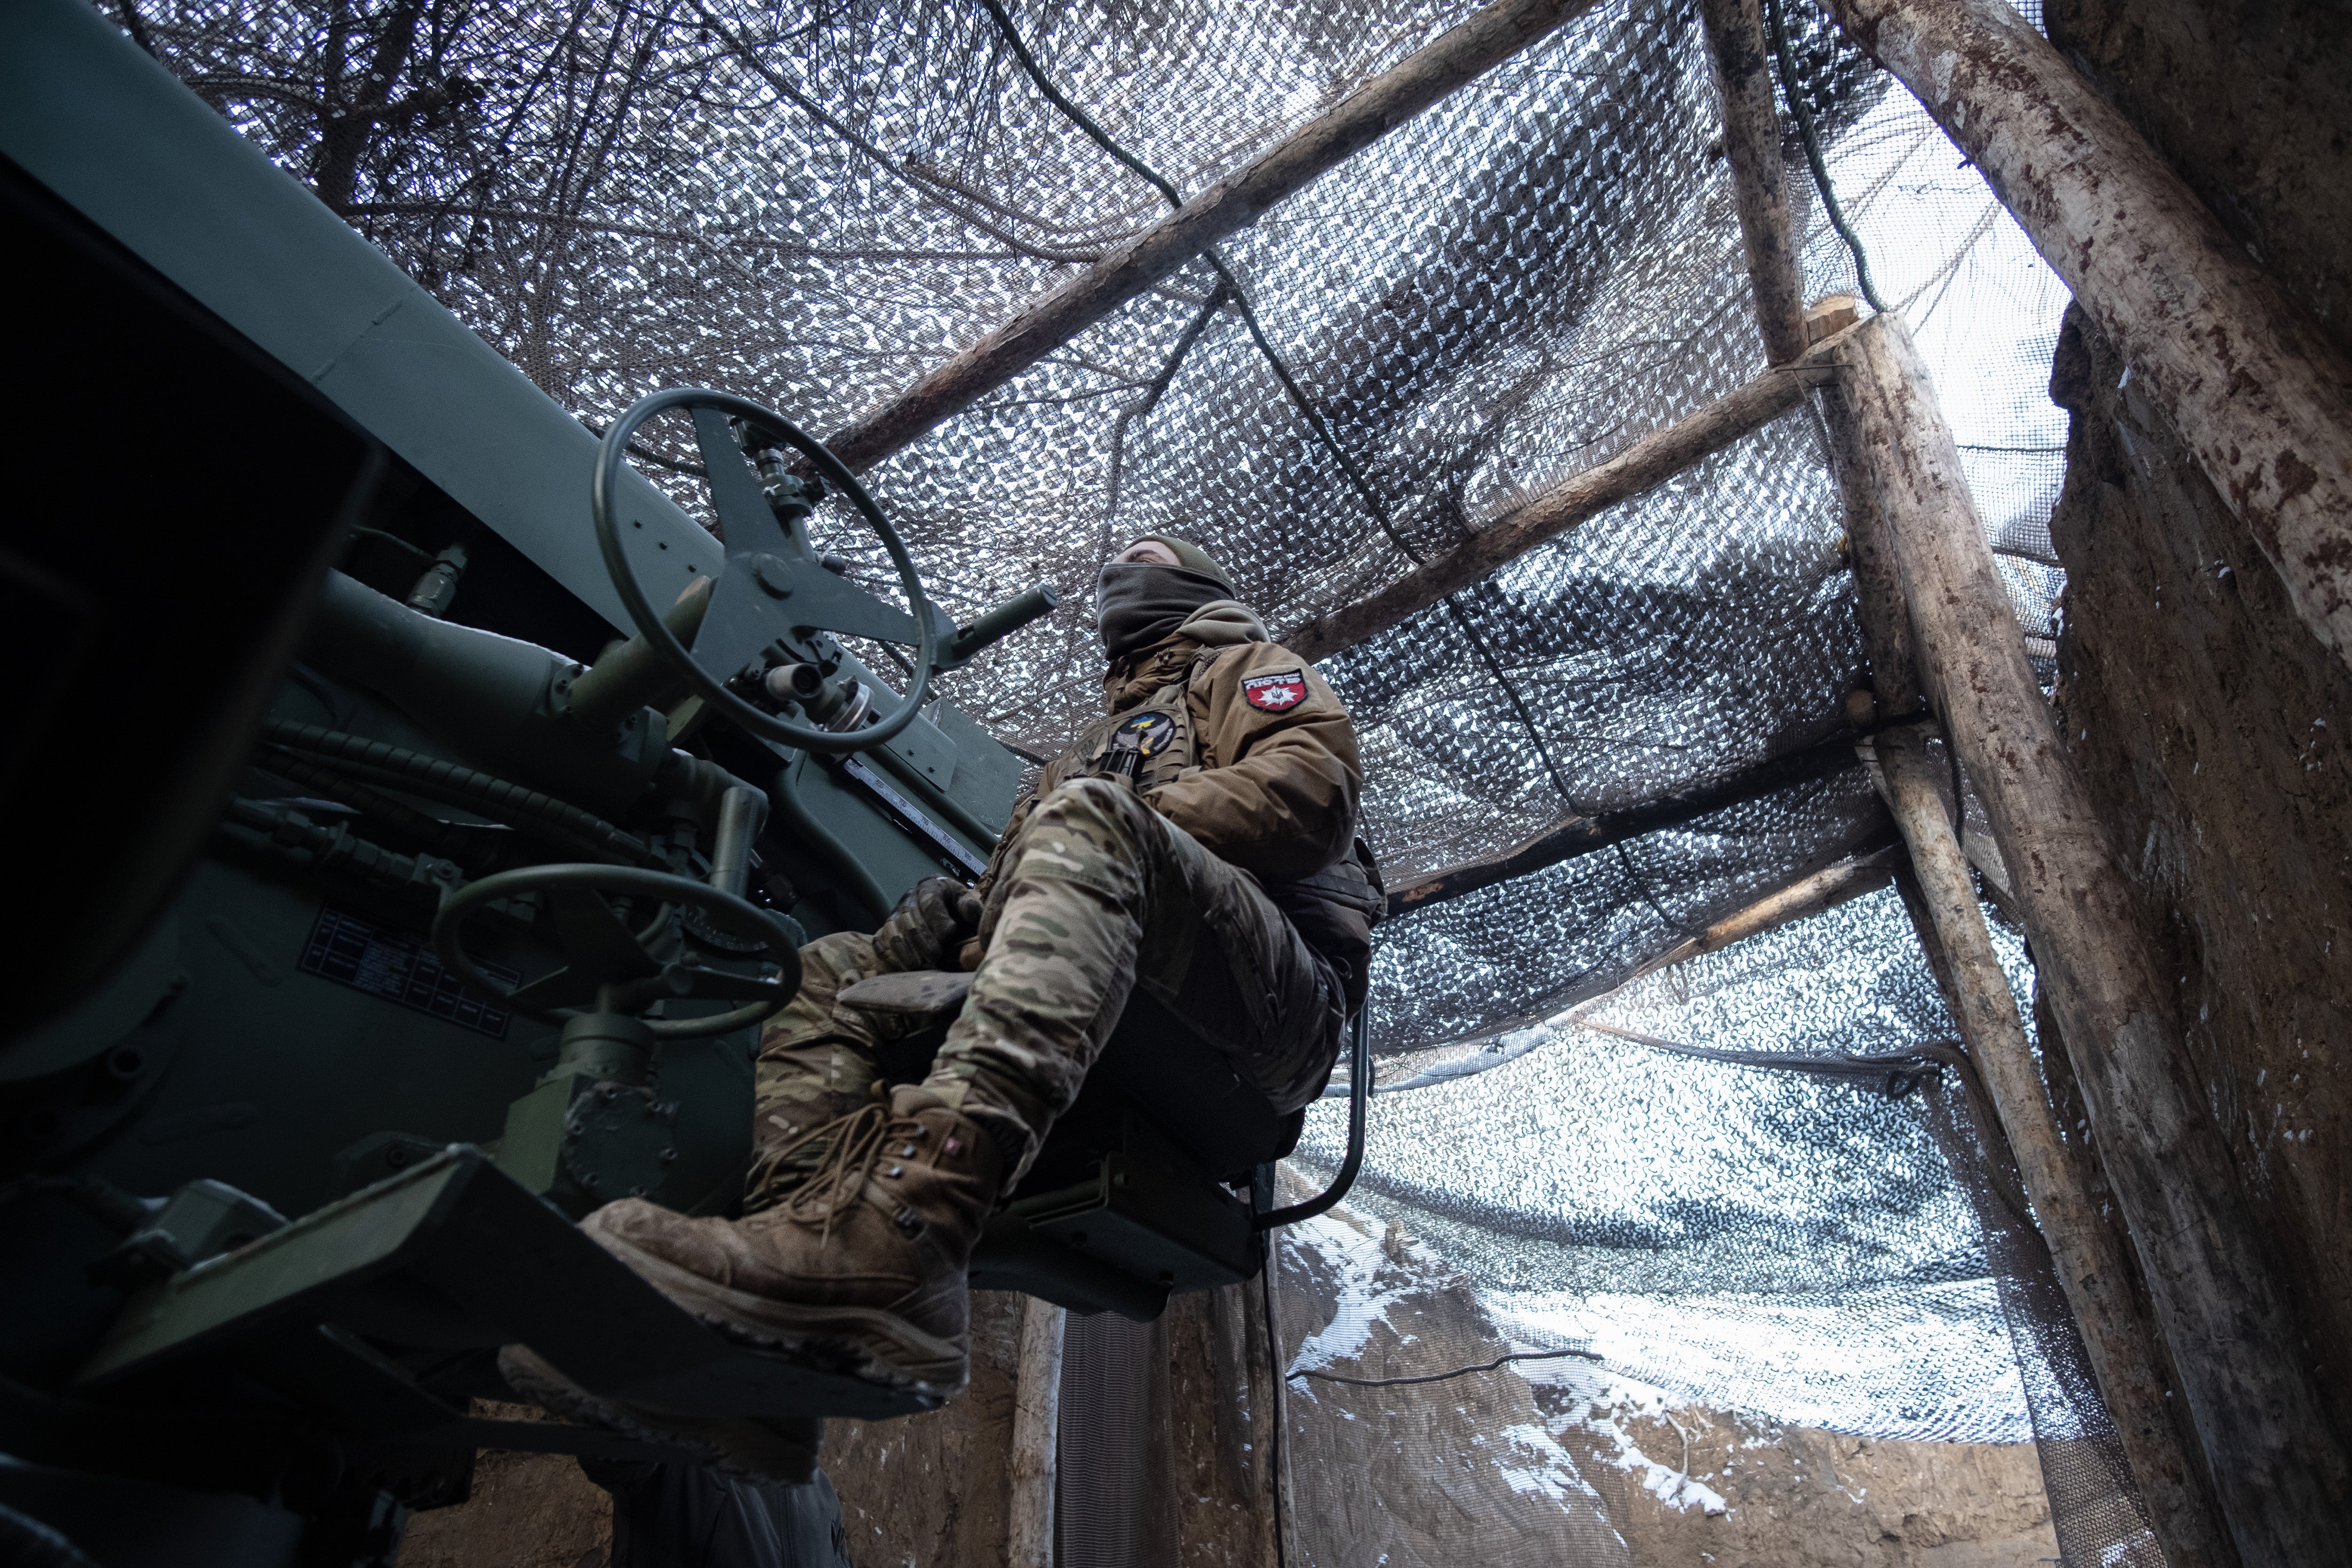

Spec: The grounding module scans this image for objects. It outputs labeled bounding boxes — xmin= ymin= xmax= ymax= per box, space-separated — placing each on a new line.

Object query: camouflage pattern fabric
xmin=925 ymin=775 xmax=1343 ymax=1188
xmin=747 ymin=775 xmax=1344 ymax=1202
xmin=746 ymin=932 xmax=886 ymax=1211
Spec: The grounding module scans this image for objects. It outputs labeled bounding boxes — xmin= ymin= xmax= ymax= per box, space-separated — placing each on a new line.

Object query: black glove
xmin=872 ymin=877 xmax=983 ymax=973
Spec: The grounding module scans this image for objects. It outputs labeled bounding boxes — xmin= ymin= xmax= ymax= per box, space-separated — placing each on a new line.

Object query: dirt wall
xmin=822 ymin=1288 xmax=1026 ymax=1567
xmin=1549 ymin=1399 xmax=2058 ymax=1568
xmin=2047 ymin=0 xmax=2352 ymax=360
xmin=1273 ymin=1204 xmax=2060 ymax=1568
xmin=2038 ymin=0 xmax=2352 ymax=1436
xmin=396 ymin=1404 xmax=613 ymax=1568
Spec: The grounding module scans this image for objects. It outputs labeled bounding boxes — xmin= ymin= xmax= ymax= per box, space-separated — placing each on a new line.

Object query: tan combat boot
xmin=519 ymin=1084 xmax=1002 ymax=1405
xmin=744 ymin=1039 xmax=884 ymax=1212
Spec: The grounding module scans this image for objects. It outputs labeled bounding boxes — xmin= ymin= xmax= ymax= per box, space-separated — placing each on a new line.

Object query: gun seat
xmin=836 ymin=971 xmax=1304 ymax=1320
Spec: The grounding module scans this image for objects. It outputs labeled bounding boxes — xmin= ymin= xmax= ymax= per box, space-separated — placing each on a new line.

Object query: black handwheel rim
xmin=433 ymin=863 xmax=803 ymax=1040
xmin=590 ymin=387 xmax=937 ymax=754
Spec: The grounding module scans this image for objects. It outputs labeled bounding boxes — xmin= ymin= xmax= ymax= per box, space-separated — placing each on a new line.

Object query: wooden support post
xmin=1833 ymin=307 xmax=2347 ymax=1564
xmin=823 ymin=0 xmax=1589 ymax=473
xmin=1628 ymin=843 xmax=1897 ymax=979
xmin=1384 ymin=724 xmax=1867 ymax=915
xmin=1287 ymin=317 xmax=1859 ymax=662
xmin=1698 ymin=0 xmax=1808 ymax=364
xmin=1807 ymin=291 xmax=1924 ymax=727
xmin=1867 ymin=726 xmax=2230 ymax=1568
xmin=1006 ymin=1297 xmax=1066 ymax=1568
xmin=1817 ymin=0 xmax=2352 ymax=681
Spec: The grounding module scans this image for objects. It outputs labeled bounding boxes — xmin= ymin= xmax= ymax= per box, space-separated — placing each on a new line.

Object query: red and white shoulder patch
xmin=1242 ymin=670 xmax=1308 ymax=712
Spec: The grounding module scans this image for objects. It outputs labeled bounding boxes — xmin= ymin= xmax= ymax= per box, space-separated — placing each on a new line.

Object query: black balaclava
xmin=1095 ymin=535 xmax=1237 ymax=658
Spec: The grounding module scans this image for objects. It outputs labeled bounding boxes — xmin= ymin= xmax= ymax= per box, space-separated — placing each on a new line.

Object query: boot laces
xmin=778 ymin=1103 xmax=906 ymax=1247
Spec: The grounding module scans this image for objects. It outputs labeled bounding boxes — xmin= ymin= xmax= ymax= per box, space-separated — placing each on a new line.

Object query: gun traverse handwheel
xmin=434 ymin=864 xmax=804 ymax=1039
xmin=591 ymin=388 xmax=940 ymax=753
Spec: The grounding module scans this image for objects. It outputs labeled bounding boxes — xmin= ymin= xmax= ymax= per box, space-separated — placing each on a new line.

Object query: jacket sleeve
xmin=1142 ymin=642 xmax=1361 ymax=881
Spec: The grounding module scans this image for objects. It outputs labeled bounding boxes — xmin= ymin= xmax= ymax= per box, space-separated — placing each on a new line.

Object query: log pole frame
xmin=824 ymin=0 xmax=1590 ymax=473
xmin=1006 ymin=1297 xmax=1067 ymax=1568
xmin=1867 ymin=726 xmax=2229 ymax=1568
xmin=1697 ymin=0 xmax=1809 ymax=364
xmin=1818 ymin=0 xmax=2352 ymax=680
xmin=1287 ymin=316 xmax=1862 ymax=662
xmin=1833 ymin=307 xmax=2347 ymax=1564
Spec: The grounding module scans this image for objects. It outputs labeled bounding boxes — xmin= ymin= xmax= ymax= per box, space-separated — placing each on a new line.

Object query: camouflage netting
xmin=128 ymin=0 xmax=2068 ymax=1050
xmin=115 ymin=0 xmax=2140 ymax=1557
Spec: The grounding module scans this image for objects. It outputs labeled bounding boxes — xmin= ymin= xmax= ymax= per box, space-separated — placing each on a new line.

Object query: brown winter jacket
xmin=1005 ymin=599 xmax=1363 ymax=883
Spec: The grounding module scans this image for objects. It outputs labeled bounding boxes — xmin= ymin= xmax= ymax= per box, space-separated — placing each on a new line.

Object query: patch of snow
xmin=1281 ymin=1209 xmax=1448 ymax=1378
xmin=1490 ymin=1421 xmax=1603 ymax=1504
xmin=1570 ymin=1394 xmax=1731 ymax=1516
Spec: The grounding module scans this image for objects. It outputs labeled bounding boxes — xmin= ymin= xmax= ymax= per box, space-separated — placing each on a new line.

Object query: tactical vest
xmin=1081 ymin=644 xmax=1223 ymax=793
xmin=1079 ymin=647 xmax=1388 ymax=1016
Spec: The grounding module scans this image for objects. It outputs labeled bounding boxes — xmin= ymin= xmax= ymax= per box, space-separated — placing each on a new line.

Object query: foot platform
xmin=71 ymin=1146 xmax=940 ymax=1478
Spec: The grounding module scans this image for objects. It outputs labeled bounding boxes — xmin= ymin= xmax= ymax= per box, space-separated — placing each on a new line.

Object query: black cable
xmin=974 ymin=0 xmax=1580 ymax=807
xmin=260 ymin=747 xmax=527 ymax=874
xmin=262 ymin=743 xmax=639 ymax=868
xmin=1762 ymin=0 xmax=1886 ymax=312
xmin=973 ymin=0 xmax=1180 ymax=207
xmin=347 ymin=525 xmax=436 ymax=564
xmin=262 ymin=721 xmax=661 ymax=867
xmin=1260 ymin=1226 xmax=1290 ymax=1568
xmin=1289 ymin=1345 xmax=1605 ymax=1389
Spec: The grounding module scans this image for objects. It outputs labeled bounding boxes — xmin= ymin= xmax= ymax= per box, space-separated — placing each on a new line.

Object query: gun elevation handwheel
xmin=435 ymin=863 xmax=804 ymax=1040
xmin=591 ymin=387 xmax=938 ymax=753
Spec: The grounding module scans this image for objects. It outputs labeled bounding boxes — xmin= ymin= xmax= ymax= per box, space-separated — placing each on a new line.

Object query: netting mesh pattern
xmin=110 ymin=0 xmax=2133 ymax=1549
xmin=122 ymin=0 xmax=2067 ymax=1054
xmin=1298 ymin=889 xmax=2022 ymax=1432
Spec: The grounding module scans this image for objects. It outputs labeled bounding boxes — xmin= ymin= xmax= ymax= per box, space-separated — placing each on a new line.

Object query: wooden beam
xmin=823 ymin=0 xmax=1590 ymax=473
xmin=1808 ymin=292 xmax=1923 ymax=718
xmin=1384 ymin=725 xmax=1872 ymax=915
xmin=1833 ymin=308 xmax=2348 ymax=1563
xmin=1698 ymin=0 xmax=1808 ymax=364
xmin=1869 ymin=725 xmax=2231 ymax=1568
xmin=1005 ymin=1297 xmax=1065 ymax=1568
xmin=1818 ymin=0 xmax=2352 ymax=681
xmin=1627 ymin=842 xmax=1898 ymax=979
xmin=1287 ymin=317 xmax=1860 ymax=662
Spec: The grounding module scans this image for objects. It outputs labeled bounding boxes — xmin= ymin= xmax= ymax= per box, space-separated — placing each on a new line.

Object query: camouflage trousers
xmin=751 ymin=777 xmax=1344 ymax=1202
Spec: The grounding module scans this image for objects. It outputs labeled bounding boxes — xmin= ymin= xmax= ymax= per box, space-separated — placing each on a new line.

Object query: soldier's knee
xmin=799 ymin=929 xmax=876 ymax=978
xmin=1029 ymin=776 xmax=1153 ymax=835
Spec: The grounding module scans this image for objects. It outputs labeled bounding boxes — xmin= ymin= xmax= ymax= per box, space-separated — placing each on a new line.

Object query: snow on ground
xmin=1280 ymin=1180 xmax=2033 ymax=1446
xmin=1492 ymin=1283 xmax=2032 ymax=1445
xmin=1280 ymin=1205 xmax=1452 ymax=1376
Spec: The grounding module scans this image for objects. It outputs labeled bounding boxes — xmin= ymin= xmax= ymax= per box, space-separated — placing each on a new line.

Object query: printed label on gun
xmin=299 ymin=905 xmax=517 ymax=1039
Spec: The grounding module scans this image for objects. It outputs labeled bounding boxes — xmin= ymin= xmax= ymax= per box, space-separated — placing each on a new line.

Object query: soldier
xmin=504 ymin=535 xmax=1376 ymax=1470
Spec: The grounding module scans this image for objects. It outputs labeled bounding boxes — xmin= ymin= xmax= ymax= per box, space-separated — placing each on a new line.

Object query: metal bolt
xmin=659 ymin=1147 xmax=677 ymax=1164
xmin=750 ymin=553 xmax=795 ymax=598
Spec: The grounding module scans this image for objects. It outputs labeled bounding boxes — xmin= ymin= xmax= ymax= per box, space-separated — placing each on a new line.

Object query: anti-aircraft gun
xmin=0 ymin=4 xmax=1364 ymax=1562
